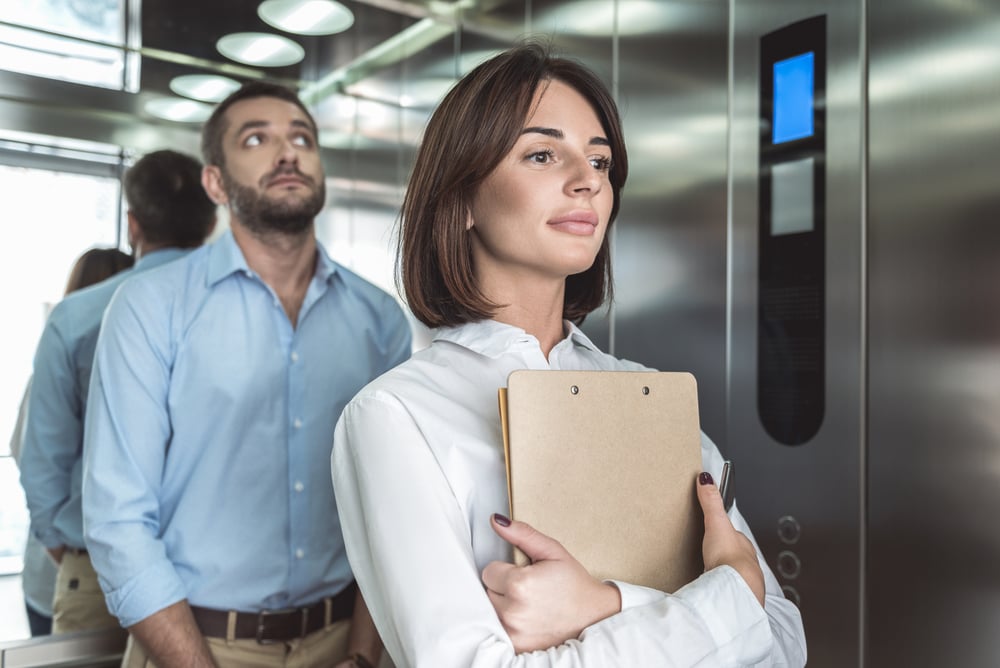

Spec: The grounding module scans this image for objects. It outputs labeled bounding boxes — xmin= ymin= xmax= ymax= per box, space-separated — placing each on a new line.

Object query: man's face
xmin=217 ymin=96 xmax=325 ymax=235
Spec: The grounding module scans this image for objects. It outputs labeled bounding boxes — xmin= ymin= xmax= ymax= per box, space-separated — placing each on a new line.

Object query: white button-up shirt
xmin=333 ymin=319 xmax=806 ymax=667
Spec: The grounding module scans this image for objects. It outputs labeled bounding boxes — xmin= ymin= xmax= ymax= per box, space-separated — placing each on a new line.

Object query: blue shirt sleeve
xmin=20 ymin=315 xmax=81 ymax=549
xmin=82 ymin=282 xmax=187 ymax=627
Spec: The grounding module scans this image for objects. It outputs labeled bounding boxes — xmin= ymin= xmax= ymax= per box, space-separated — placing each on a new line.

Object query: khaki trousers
xmin=52 ymin=551 xmax=120 ymax=634
xmin=122 ymin=618 xmax=352 ymax=668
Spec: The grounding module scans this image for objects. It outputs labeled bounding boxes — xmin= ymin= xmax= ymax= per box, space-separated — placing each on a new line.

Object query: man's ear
xmin=126 ymin=211 xmax=141 ymax=248
xmin=465 ymin=210 xmax=474 ymax=230
xmin=201 ymin=165 xmax=229 ymax=205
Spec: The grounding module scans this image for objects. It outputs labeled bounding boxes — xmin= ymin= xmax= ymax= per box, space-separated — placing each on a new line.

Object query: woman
xmin=332 ymin=43 xmax=807 ymax=666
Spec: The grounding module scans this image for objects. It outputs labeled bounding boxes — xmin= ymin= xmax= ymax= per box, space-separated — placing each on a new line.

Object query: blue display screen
xmin=773 ymin=52 xmax=814 ymax=144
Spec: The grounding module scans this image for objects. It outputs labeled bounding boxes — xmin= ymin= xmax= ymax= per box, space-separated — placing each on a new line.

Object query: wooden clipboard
xmin=498 ymin=369 xmax=704 ymax=593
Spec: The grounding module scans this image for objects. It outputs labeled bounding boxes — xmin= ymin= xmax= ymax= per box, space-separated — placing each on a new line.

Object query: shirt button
xmin=293 ymin=418 xmax=302 ymax=429
xmin=290 ymin=351 xmax=299 ymax=362
xmin=294 ymin=481 xmax=304 ymax=492
xmin=295 ymin=549 xmax=304 ymax=559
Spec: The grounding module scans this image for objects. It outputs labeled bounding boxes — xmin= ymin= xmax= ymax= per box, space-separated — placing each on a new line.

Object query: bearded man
xmin=82 ymin=82 xmax=411 ymax=668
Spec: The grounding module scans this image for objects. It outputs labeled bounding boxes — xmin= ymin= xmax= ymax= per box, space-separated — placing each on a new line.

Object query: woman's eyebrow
xmin=521 ymin=126 xmax=609 ymax=146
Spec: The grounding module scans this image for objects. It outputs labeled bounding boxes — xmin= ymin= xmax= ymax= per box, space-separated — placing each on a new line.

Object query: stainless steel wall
xmin=867 ymin=1 xmax=1000 ymax=665
xmin=730 ymin=2 xmax=865 ymax=666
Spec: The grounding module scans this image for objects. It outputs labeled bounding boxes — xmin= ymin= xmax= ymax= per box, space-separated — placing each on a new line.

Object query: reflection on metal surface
xmin=0 ymin=626 xmax=126 ymax=668
xmin=867 ymin=2 xmax=1000 ymax=666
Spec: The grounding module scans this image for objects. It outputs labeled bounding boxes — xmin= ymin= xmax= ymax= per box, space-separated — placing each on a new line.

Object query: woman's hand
xmin=697 ymin=471 xmax=765 ymax=606
xmin=482 ymin=514 xmax=622 ymax=653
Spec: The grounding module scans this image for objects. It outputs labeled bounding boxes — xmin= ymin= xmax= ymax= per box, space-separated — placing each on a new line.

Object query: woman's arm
xmin=332 ymin=392 xmax=790 ymax=667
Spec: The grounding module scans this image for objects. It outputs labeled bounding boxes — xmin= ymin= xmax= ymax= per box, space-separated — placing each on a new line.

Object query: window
xmin=0 ymin=0 xmax=139 ymax=91
xmin=0 ymin=140 xmax=125 ymax=577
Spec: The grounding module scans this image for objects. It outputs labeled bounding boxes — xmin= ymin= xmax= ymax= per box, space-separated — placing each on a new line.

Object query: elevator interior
xmin=1 ymin=0 xmax=998 ymax=666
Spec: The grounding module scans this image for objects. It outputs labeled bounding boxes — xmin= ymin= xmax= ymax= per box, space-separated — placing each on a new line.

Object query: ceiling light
xmin=144 ymin=97 xmax=214 ymax=123
xmin=217 ymin=32 xmax=304 ymax=67
xmin=169 ymin=74 xmax=242 ymax=102
xmin=258 ymin=0 xmax=354 ymax=35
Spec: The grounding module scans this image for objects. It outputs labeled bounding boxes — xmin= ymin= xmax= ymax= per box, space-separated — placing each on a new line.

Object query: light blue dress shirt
xmin=19 ymin=248 xmax=190 ymax=550
xmin=82 ymin=230 xmax=412 ymax=627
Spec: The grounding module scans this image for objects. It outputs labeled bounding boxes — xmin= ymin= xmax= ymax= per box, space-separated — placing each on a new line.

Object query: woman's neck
xmin=487 ymin=278 xmax=567 ymax=359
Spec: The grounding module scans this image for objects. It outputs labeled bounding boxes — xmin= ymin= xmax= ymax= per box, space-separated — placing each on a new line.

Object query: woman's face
xmin=469 ymin=79 xmax=614 ymax=291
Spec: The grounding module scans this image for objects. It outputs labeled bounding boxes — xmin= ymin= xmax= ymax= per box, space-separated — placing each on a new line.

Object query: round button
xmin=293 ymin=418 xmax=302 ymax=429
xmin=294 ymin=481 xmax=304 ymax=492
xmin=781 ymin=584 xmax=801 ymax=607
xmin=777 ymin=515 xmax=801 ymax=544
xmin=295 ymin=549 xmax=304 ymax=559
xmin=290 ymin=351 xmax=299 ymax=362
xmin=777 ymin=550 xmax=801 ymax=580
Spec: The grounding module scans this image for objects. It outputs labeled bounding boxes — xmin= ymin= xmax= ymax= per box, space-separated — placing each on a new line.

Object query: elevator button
xmin=777 ymin=550 xmax=801 ymax=579
xmin=781 ymin=585 xmax=801 ymax=607
xmin=777 ymin=515 xmax=801 ymax=544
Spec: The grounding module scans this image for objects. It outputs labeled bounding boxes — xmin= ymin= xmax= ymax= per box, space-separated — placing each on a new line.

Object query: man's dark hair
xmin=399 ymin=42 xmax=629 ymax=328
xmin=123 ymin=149 xmax=215 ymax=248
xmin=200 ymin=81 xmax=318 ymax=168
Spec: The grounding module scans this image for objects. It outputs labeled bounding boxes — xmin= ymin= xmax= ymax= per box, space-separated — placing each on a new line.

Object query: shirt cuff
xmin=103 ymin=558 xmax=188 ymax=627
xmin=673 ymin=565 xmax=772 ymax=655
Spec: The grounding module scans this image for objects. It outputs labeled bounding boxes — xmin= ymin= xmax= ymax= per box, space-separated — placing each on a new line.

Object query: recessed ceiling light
xmin=144 ymin=97 xmax=214 ymax=123
xmin=216 ymin=32 xmax=305 ymax=67
xmin=169 ymin=74 xmax=242 ymax=102
xmin=258 ymin=0 xmax=354 ymax=35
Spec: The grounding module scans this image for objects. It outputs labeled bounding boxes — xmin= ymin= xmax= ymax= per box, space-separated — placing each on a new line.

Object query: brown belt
xmin=190 ymin=581 xmax=356 ymax=643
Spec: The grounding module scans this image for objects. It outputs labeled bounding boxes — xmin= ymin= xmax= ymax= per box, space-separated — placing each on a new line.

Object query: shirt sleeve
xmin=333 ymin=392 xmax=802 ymax=668
xmin=82 ymin=284 xmax=187 ymax=627
xmin=19 ymin=319 xmax=81 ymax=548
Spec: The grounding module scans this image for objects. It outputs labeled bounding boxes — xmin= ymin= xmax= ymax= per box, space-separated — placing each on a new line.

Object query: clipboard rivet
xmin=570 ymin=385 xmax=579 ymax=394
xmin=642 ymin=386 xmax=650 ymax=395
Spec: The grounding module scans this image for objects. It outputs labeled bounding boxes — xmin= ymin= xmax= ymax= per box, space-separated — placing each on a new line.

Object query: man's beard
xmin=222 ymin=166 xmax=325 ymax=236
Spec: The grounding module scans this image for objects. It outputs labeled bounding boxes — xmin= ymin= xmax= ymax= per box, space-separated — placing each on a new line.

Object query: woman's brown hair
xmin=399 ymin=42 xmax=629 ymax=328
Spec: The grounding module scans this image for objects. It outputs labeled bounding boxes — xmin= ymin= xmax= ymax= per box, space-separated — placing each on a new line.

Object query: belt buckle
xmin=255 ymin=606 xmax=307 ymax=644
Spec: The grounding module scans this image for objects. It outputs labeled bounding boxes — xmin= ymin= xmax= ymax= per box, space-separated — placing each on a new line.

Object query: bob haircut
xmin=399 ymin=42 xmax=629 ymax=328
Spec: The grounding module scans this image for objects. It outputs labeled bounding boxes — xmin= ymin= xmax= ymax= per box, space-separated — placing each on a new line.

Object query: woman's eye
xmin=527 ymin=150 xmax=554 ymax=164
xmin=590 ymin=156 xmax=612 ymax=172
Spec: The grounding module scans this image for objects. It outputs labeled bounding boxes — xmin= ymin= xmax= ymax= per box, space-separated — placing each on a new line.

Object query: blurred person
xmin=331 ymin=43 xmax=807 ymax=666
xmin=10 ymin=247 xmax=133 ymax=636
xmin=83 ymin=81 xmax=411 ymax=668
xmin=19 ymin=149 xmax=217 ymax=634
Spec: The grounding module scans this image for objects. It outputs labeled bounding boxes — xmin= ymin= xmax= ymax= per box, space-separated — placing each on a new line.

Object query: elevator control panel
xmin=757 ymin=15 xmax=827 ymax=446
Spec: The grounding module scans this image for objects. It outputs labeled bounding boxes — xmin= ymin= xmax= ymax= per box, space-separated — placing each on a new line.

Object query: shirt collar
xmin=434 ymin=319 xmax=602 ymax=358
xmin=205 ymin=229 xmax=338 ymax=287
xmin=134 ymin=247 xmax=188 ymax=271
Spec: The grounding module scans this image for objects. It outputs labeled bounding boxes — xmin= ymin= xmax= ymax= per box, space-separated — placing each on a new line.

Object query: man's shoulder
xmin=45 ymin=270 xmax=134 ymax=337
xmin=113 ymin=245 xmax=209 ymax=301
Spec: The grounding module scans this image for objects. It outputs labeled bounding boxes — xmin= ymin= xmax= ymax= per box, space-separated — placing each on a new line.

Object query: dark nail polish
xmin=493 ymin=513 xmax=511 ymax=527
xmin=699 ymin=472 xmax=714 ymax=486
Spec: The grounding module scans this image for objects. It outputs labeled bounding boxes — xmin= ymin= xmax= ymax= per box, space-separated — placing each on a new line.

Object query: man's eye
xmin=244 ymin=134 xmax=262 ymax=147
xmin=292 ymin=135 xmax=313 ymax=147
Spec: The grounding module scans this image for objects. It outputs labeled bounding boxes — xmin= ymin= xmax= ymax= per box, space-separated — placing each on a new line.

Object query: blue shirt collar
xmin=134 ymin=247 xmax=188 ymax=272
xmin=205 ymin=229 xmax=338 ymax=287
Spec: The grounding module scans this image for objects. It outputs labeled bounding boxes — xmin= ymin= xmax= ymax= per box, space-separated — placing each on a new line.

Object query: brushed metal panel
xmin=614 ymin=0 xmax=730 ymax=446
xmin=867 ymin=2 xmax=1000 ymax=665
xmin=730 ymin=2 xmax=864 ymax=666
